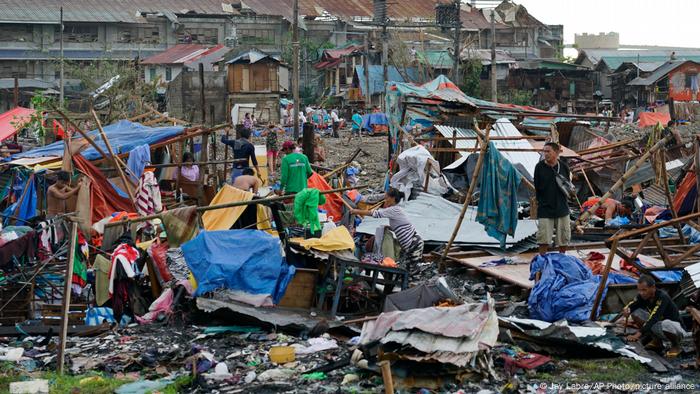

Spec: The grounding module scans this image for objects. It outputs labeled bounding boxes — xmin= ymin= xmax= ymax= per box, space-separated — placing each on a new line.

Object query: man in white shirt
xmin=330 ymin=108 xmax=341 ymax=138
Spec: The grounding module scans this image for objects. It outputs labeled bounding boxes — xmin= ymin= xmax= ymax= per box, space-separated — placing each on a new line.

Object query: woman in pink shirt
xmin=179 ymin=152 xmax=199 ymax=182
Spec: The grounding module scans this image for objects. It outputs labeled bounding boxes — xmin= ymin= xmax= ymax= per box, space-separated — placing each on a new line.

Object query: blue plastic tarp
xmin=361 ymin=113 xmax=389 ymax=130
xmin=13 ymin=120 xmax=184 ymax=160
xmin=182 ymin=230 xmax=295 ymax=305
xmin=528 ymin=253 xmax=607 ymax=323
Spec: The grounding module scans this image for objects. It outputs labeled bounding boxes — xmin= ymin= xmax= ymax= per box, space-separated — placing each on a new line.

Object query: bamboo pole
xmin=91 ymin=109 xmax=137 ymax=205
xmin=57 ymin=222 xmax=78 ymax=374
xmin=576 ymin=135 xmax=672 ymax=227
xmin=378 ymin=361 xmax=394 ymax=394
xmin=103 ymin=184 xmax=368 ymax=229
xmin=576 ymin=138 xmax=640 ymax=156
xmin=438 ymin=121 xmax=491 ymax=272
xmin=660 ymin=150 xmax=687 ymax=244
xmin=589 ymin=237 xmax=618 ymax=321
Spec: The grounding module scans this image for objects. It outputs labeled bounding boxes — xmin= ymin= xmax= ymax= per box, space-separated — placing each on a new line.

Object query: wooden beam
xmin=57 ymin=222 xmax=78 ymax=374
xmin=590 ymin=238 xmax=619 ymax=321
xmin=576 ymin=135 xmax=672 ymax=227
xmin=91 ymin=109 xmax=137 ymax=205
xmin=439 ymin=120 xmax=490 ymax=272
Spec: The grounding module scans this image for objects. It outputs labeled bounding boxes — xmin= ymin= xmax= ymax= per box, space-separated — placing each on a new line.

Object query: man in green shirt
xmin=278 ymin=141 xmax=312 ymax=194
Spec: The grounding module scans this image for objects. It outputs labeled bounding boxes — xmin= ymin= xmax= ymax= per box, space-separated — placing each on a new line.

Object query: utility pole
xmin=452 ymin=0 xmax=461 ymax=83
xmin=364 ymin=33 xmax=371 ymax=110
xmin=13 ymin=76 xmax=19 ymax=108
xmin=59 ymin=6 xmax=64 ymax=107
xmin=490 ymin=9 xmax=497 ymax=103
xmin=292 ymin=0 xmax=300 ymax=139
xmin=381 ymin=24 xmax=388 ymax=112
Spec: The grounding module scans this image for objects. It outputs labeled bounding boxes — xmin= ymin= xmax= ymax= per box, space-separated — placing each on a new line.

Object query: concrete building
xmin=0 ymin=1 xmax=235 ymax=81
xmin=574 ymin=32 xmax=620 ymax=50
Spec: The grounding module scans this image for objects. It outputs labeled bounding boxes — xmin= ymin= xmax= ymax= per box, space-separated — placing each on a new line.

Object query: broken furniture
xmin=318 ymin=256 xmax=409 ymax=318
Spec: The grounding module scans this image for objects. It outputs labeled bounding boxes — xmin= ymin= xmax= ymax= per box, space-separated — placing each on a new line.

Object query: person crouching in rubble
xmin=580 ymin=196 xmax=635 ymax=225
xmin=350 ymin=188 xmax=424 ymax=271
xmin=623 ymin=274 xmax=687 ymax=358
xmin=534 ymin=142 xmax=571 ymax=255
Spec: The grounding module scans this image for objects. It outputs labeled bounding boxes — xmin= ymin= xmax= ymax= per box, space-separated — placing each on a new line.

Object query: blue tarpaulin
xmin=182 ymin=230 xmax=295 ymax=305
xmin=476 ymin=142 xmax=521 ymax=249
xmin=13 ymin=120 xmax=184 ymax=160
xmin=355 ymin=65 xmax=419 ymax=97
xmin=361 ymin=113 xmax=389 ymax=131
xmin=528 ymin=253 xmax=607 ymax=323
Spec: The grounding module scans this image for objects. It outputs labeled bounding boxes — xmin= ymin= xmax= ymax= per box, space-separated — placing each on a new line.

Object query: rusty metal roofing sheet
xmin=141 ymin=44 xmax=210 ymax=65
xmin=243 ymin=0 xmax=493 ymax=29
xmin=0 ymin=0 xmax=233 ymax=24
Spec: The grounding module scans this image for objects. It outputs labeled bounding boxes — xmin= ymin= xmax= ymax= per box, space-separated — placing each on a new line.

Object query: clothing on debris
xmin=126 ymin=144 xmax=151 ymax=181
xmin=294 ymin=188 xmax=326 ymax=233
xmin=476 ymin=142 xmax=522 ymax=249
xmin=161 ymin=206 xmax=200 ymax=247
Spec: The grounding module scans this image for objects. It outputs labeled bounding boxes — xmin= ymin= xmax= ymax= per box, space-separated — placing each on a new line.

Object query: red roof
xmin=0 ymin=107 xmax=35 ymax=142
xmin=141 ymin=44 xmax=225 ymax=65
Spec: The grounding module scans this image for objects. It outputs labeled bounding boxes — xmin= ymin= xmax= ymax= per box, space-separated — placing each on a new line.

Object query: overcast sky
xmin=511 ymin=0 xmax=700 ymax=48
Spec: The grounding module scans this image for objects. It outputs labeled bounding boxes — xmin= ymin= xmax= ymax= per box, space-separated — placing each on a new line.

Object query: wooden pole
xmin=303 ymin=122 xmax=315 ymax=163
xmin=580 ymin=169 xmax=596 ymax=196
xmin=57 ymin=221 xmax=78 ymax=374
xmin=589 ymin=238 xmax=618 ymax=321
xmin=695 ymin=137 xmax=700 ymax=222
xmin=660 ymin=150 xmax=687 ymax=244
xmin=199 ymin=63 xmax=206 ymax=125
xmin=438 ymin=122 xmax=491 ymax=272
xmin=423 ymin=160 xmax=432 ymax=192
xmin=576 ymin=135 xmax=672 ymax=227
xmin=90 ymin=109 xmax=137 ymax=205
xmin=378 ymin=360 xmax=394 ymax=394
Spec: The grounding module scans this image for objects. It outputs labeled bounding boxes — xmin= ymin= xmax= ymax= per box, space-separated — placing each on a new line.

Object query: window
xmin=165 ymin=67 xmax=172 ymax=81
xmin=116 ymin=25 xmax=160 ymax=44
xmin=237 ymin=28 xmax=278 ymax=46
xmin=56 ymin=24 xmax=99 ymax=43
xmin=685 ymin=72 xmax=698 ymax=92
xmin=0 ymin=24 xmax=33 ymax=43
xmin=176 ymin=28 xmax=218 ymax=44
xmin=149 ymin=67 xmax=156 ymax=81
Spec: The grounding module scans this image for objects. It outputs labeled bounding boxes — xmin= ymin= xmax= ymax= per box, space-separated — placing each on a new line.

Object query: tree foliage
xmin=460 ymin=58 xmax=483 ymax=97
xmin=60 ymin=59 xmax=158 ymax=123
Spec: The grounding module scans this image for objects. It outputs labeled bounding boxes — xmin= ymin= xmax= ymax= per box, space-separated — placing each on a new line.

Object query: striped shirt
xmin=372 ymin=206 xmax=417 ymax=250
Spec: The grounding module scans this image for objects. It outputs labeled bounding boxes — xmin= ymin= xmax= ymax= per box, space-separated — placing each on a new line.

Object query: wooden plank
xmin=57 ymin=222 xmax=77 ymax=374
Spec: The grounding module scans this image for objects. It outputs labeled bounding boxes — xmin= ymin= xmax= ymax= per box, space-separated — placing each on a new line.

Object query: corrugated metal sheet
xmin=685 ymin=262 xmax=700 ymax=287
xmin=436 ymin=118 xmax=541 ymax=177
xmin=0 ymin=1 xmax=233 ymax=24
xmin=0 ymin=49 xmax=160 ymax=61
xmin=243 ymin=0 xmax=492 ymax=28
xmin=355 ymin=193 xmax=538 ymax=246
xmin=629 ymin=60 xmax=700 ymax=86
xmin=141 ymin=44 xmax=212 ymax=65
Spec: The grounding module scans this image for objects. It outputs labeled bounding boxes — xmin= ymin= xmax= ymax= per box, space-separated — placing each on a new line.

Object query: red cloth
xmin=581 ymin=197 xmax=610 ymax=218
xmin=53 ymin=120 xmax=65 ymax=140
xmin=73 ymin=154 xmax=134 ymax=223
xmin=147 ymin=243 xmax=174 ymax=283
xmin=307 ymin=172 xmax=343 ymax=222
xmin=638 ymin=112 xmax=671 ymax=128
xmin=673 ymin=171 xmax=696 ymax=214
xmin=502 ymin=353 xmax=551 ymax=376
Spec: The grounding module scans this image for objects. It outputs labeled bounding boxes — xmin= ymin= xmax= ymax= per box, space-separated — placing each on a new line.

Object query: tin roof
xmin=0 ymin=0 xmax=234 ymax=24
xmin=141 ymin=44 xmax=226 ymax=65
xmin=628 ymin=60 xmax=700 ymax=86
xmin=242 ymin=0 xmax=494 ymax=29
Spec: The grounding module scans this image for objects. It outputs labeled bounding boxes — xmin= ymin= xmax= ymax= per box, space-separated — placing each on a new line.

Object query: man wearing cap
xmin=278 ymin=141 xmax=312 ymax=195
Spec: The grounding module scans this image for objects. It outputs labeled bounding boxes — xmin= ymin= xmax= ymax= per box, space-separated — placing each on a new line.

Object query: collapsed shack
xmin=2 ymin=76 xmax=700 ymax=392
